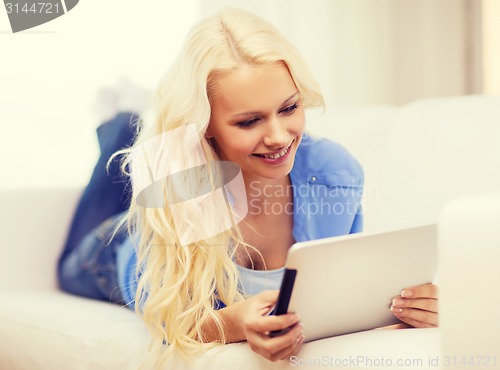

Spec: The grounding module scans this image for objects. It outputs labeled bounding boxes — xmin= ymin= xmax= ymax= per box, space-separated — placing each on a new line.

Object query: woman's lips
xmin=253 ymin=141 xmax=293 ymax=158
xmin=252 ymin=140 xmax=294 ymax=164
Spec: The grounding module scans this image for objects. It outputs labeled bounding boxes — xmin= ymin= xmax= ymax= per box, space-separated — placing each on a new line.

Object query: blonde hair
xmin=117 ymin=7 xmax=324 ymax=367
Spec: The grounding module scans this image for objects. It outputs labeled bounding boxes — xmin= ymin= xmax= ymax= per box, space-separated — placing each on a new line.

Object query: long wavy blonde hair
xmin=116 ymin=7 xmax=324 ymax=367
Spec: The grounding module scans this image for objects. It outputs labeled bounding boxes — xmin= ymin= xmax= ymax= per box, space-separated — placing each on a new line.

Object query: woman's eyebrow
xmin=231 ymin=91 xmax=300 ymax=117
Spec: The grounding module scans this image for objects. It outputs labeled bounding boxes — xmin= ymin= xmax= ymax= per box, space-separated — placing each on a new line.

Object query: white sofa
xmin=1 ymin=95 xmax=499 ymax=369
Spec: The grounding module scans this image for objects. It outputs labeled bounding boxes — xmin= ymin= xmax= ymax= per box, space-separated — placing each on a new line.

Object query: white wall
xmin=201 ymin=0 xmax=471 ymax=106
xmin=0 ymin=0 xmax=199 ymax=188
xmin=483 ymin=0 xmax=500 ymax=95
xmin=200 ymin=0 xmax=396 ymax=106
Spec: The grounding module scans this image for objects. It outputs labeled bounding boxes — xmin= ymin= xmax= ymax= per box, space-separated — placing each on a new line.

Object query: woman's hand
xmin=390 ymin=283 xmax=438 ymax=328
xmin=235 ymin=290 xmax=305 ymax=362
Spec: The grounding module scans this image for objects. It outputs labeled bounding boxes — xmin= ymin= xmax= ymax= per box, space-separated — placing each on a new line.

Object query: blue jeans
xmin=58 ymin=112 xmax=138 ymax=304
xmin=59 ymin=213 xmax=128 ymax=303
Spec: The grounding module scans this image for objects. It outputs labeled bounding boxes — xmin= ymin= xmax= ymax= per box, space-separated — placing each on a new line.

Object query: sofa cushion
xmin=0 ymin=188 xmax=81 ymax=290
xmin=308 ymin=96 xmax=500 ymax=233
xmin=365 ymin=95 xmax=500 ymax=232
xmin=0 ymin=290 xmax=439 ymax=370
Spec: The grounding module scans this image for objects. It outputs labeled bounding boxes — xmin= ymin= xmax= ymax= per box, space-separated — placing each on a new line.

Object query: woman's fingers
xmin=240 ymin=290 xmax=305 ymax=361
xmin=390 ymin=283 xmax=439 ymax=328
xmin=256 ymin=290 xmax=279 ymax=306
xmin=390 ymin=305 xmax=439 ymax=327
xmin=245 ymin=312 xmax=300 ymax=334
xmin=392 ymin=312 xmax=438 ymax=328
xmin=247 ymin=323 xmax=304 ymax=361
xmin=272 ymin=332 xmax=305 ymax=361
xmin=392 ymin=297 xmax=438 ymax=313
xmin=401 ymin=283 xmax=438 ymax=299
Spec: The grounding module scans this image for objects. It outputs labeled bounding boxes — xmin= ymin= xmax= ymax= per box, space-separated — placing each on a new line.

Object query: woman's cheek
xmin=290 ymin=110 xmax=306 ymax=133
xmin=299 ymin=111 xmax=306 ymax=130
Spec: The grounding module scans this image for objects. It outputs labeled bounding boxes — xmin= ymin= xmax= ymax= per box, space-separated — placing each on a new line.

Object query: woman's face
xmin=207 ymin=63 xmax=305 ymax=183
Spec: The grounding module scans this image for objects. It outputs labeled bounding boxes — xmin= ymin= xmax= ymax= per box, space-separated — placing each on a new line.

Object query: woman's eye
xmin=280 ymin=103 xmax=299 ymax=115
xmin=237 ymin=117 xmax=260 ymax=128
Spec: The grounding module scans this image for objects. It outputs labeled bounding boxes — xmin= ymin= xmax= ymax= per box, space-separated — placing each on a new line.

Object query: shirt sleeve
xmin=349 ymin=205 xmax=364 ymax=234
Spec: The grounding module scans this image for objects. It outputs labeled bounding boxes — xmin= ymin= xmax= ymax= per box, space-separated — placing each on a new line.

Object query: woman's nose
xmin=263 ymin=116 xmax=289 ymax=148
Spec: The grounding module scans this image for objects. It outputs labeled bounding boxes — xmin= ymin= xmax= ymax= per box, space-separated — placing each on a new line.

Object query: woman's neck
xmin=243 ymin=173 xmax=293 ymax=218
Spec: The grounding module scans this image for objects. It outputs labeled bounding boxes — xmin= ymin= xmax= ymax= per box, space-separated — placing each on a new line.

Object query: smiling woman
xmin=207 ymin=63 xmax=306 ymax=183
xmin=56 ymin=7 xmax=438 ymax=367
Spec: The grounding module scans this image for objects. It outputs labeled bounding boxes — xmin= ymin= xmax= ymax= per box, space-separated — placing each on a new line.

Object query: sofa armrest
xmin=0 ymin=187 xmax=82 ymax=290
xmin=439 ymin=192 xmax=500 ymax=361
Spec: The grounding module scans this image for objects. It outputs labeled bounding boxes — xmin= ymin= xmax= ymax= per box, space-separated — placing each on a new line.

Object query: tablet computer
xmin=271 ymin=224 xmax=437 ymax=342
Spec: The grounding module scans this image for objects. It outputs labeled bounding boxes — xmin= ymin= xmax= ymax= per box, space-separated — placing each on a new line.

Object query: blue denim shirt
xmin=117 ymin=133 xmax=364 ymax=308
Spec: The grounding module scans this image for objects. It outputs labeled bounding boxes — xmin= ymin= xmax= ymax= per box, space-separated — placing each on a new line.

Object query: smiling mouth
xmin=252 ymin=141 xmax=293 ymax=159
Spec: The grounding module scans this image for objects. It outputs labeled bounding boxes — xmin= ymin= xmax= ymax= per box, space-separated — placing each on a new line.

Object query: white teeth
xmin=263 ymin=146 xmax=289 ymax=159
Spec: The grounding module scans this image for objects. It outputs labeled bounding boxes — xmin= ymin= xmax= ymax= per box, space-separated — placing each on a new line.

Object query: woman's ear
xmin=205 ymin=125 xmax=213 ymax=139
xmin=205 ymin=125 xmax=218 ymax=152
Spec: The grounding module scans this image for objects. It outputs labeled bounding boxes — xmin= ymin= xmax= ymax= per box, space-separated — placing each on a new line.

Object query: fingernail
xmin=290 ymin=314 xmax=300 ymax=323
xmin=401 ymin=289 xmax=413 ymax=298
xmin=390 ymin=305 xmax=403 ymax=314
xmin=297 ymin=334 xmax=305 ymax=343
xmin=392 ymin=297 xmax=404 ymax=307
